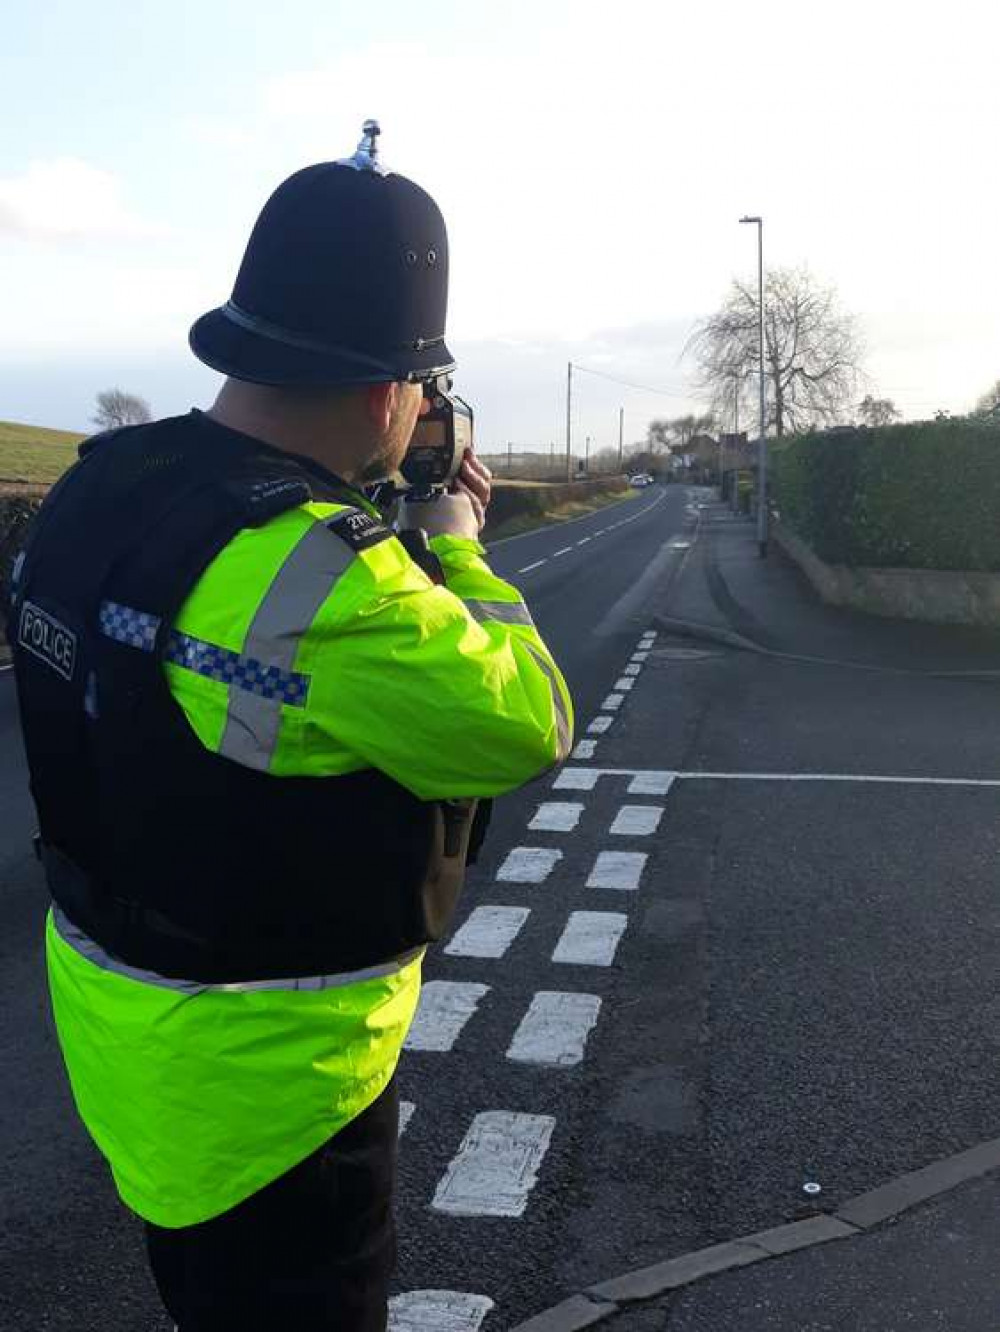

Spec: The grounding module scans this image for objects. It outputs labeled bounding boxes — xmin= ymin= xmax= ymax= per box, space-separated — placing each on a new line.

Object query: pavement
xmin=511 ymin=502 xmax=1000 ymax=1332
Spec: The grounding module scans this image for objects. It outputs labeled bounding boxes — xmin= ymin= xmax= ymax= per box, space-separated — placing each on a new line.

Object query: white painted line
xmin=623 ymin=664 xmax=642 ymax=677
xmin=614 ymin=677 xmax=635 ymax=692
xmin=669 ymin=540 xmax=692 ymax=550
xmin=517 ymin=559 xmax=547 ymax=573
xmin=587 ymin=850 xmax=648 ymax=891
xmin=552 ymin=911 xmax=628 ymax=966
xmin=432 ymin=1112 xmax=556 ymax=1216
xmin=553 ymin=546 xmax=573 ymax=557
xmin=529 ymin=801 xmax=584 ymax=832
xmin=389 ymin=1291 xmax=495 ymax=1332
xmin=576 ymin=536 xmax=592 ymax=545
xmin=496 ymin=846 xmax=563 ymax=883
xmin=628 ymin=772 xmax=677 ymax=796
xmin=601 ymin=693 xmax=625 ymax=711
xmin=573 ymin=739 xmax=598 ymax=760
xmin=631 ymin=650 xmax=650 ymax=662
xmin=404 ymin=981 xmax=490 ymax=1052
xmin=399 ymin=1101 xmax=416 ymax=1136
xmin=553 ymin=768 xmax=601 ymax=791
xmin=445 ymin=906 xmax=531 ymax=959
xmin=0 ymin=664 xmax=13 ymax=674
xmin=587 ymin=715 xmax=614 ymax=735
xmin=678 ymin=771 xmax=1000 ymax=788
xmin=507 ymin=991 xmax=602 ymax=1066
xmin=640 ymin=631 xmax=657 ymax=642
xmin=594 ymin=528 xmax=608 ymax=535
xmin=610 ymin=804 xmax=664 ymax=836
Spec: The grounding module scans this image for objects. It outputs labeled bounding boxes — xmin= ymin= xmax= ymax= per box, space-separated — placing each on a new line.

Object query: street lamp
xmin=739 ymin=215 xmax=767 ymax=557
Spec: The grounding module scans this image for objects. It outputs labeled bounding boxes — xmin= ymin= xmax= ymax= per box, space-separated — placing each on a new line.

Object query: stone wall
xmin=773 ymin=521 xmax=1000 ymax=628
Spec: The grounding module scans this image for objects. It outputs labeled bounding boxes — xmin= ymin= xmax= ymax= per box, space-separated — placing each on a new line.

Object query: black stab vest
xmin=7 ymin=413 xmax=474 ymax=982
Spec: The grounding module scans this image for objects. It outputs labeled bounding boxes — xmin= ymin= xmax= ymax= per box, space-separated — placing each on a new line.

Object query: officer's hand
xmin=398 ymin=491 xmax=481 ymax=540
xmin=451 ymin=449 xmax=492 ymax=532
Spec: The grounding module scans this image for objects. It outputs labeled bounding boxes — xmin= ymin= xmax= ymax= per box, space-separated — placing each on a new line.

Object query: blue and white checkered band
xmin=98 ymin=600 xmax=310 ymax=707
xmin=99 ymin=600 xmax=161 ymax=652
xmin=165 ymin=632 xmax=309 ymax=706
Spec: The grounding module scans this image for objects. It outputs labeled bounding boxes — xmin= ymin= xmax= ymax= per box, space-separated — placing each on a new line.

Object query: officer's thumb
xmin=397 ymin=492 xmax=480 ymax=541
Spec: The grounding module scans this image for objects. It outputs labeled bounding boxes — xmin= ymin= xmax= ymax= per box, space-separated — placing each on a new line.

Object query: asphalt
xmin=8 ymin=491 xmax=1000 ymax=1330
xmin=511 ymin=504 xmax=1000 ymax=1332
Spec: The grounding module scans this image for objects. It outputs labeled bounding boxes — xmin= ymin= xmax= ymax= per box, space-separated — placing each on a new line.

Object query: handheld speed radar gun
xmin=399 ymin=375 xmax=474 ymax=499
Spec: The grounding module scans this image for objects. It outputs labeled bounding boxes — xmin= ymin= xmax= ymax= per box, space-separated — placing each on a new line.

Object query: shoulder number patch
xmin=327 ymin=507 xmax=393 ymax=553
xmin=18 ymin=601 xmax=77 ymax=682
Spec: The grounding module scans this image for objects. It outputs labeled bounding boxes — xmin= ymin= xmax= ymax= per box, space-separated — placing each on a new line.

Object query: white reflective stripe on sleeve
xmin=523 ymin=641 xmax=572 ymax=761
xmin=51 ymin=907 xmax=421 ymax=993
xmin=462 ymin=598 xmax=536 ymax=628
xmin=219 ymin=516 xmax=356 ymax=771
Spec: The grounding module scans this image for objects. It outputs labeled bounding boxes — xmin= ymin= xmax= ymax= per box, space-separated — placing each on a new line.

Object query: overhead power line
xmin=572 ymin=362 xmax=696 ymax=402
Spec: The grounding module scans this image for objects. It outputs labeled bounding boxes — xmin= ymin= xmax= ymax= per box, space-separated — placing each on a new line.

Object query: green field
xmin=0 ymin=420 xmax=84 ymax=485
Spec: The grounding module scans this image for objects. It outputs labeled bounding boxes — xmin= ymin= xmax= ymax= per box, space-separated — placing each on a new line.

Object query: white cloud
xmin=0 ymin=158 xmax=163 ymax=242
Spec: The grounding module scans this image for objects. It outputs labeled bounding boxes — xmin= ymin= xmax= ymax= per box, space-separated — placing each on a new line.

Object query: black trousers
xmin=144 ymin=1078 xmax=399 ymax=1332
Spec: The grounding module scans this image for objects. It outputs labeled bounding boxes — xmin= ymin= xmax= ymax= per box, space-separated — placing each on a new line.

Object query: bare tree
xmin=92 ymin=387 xmax=152 ymax=430
xmin=858 ymin=394 xmax=901 ymax=427
xmin=647 ymin=412 xmax=716 ymax=454
xmin=688 ymin=267 xmax=864 ymax=437
xmin=974 ymin=379 xmax=1000 ymax=416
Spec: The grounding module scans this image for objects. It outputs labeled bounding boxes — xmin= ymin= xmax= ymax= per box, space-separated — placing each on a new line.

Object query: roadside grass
xmin=0 ymin=420 xmax=83 ymax=484
xmin=485 ymin=487 xmax=640 ymax=542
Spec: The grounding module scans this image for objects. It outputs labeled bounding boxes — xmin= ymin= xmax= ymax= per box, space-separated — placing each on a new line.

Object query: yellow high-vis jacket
xmin=47 ymin=488 xmax=573 ymax=1228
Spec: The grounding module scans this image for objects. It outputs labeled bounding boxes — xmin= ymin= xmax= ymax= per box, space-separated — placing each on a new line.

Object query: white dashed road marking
xmin=496 ymin=846 xmax=563 ymax=883
xmin=553 ymin=546 xmax=573 ymax=557
xmin=553 ymin=768 xmax=602 ymax=791
xmin=388 ymin=1291 xmax=495 ymax=1332
xmin=529 ymin=801 xmax=584 ymax=832
xmin=614 ymin=677 xmax=635 ymax=691
xmin=610 ymin=805 xmax=664 ymax=836
xmin=631 ymin=651 xmax=650 ymax=662
xmin=405 ymin=981 xmax=490 ymax=1052
xmin=507 ymin=991 xmax=602 ymax=1066
xmin=572 ymin=739 xmax=598 ymax=760
xmin=432 ymin=1111 xmax=556 ymax=1217
xmin=628 ymin=772 xmax=676 ymax=796
xmin=576 ymin=537 xmax=592 ymax=545
xmin=399 ymin=1101 xmax=416 ymax=1136
xmin=601 ymin=693 xmax=624 ymax=710
xmin=517 ymin=559 xmax=546 ymax=573
xmin=445 ymin=906 xmax=531 ymax=959
xmin=587 ymin=715 xmax=614 ymax=735
xmin=552 ymin=911 xmax=628 ymax=966
xmin=587 ymin=850 xmax=648 ymax=892
xmin=623 ymin=663 xmax=642 ymax=677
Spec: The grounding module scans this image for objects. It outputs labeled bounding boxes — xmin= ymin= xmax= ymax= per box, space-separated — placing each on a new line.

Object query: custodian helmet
xmin=189 ymin=121 xmax=454 ymax=387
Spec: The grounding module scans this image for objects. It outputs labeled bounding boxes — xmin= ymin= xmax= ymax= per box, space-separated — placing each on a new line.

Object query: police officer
xmin=9 ymin=124 xmax=573 ymax=1331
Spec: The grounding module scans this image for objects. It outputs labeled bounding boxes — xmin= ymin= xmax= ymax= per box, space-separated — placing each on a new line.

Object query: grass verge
xmin=0 ymin=420 xmax=84 ymax=485
xmin=485 ymin=487 xmax=639 ymax=542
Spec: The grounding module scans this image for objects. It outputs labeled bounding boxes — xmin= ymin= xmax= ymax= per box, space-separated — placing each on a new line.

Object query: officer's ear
xmin=364 ymin=382 xmax=399 ymax=434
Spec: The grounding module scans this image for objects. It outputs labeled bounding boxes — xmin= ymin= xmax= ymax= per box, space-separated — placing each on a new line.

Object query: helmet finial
xmin=337 ymin=118 xmax=390 ymax=175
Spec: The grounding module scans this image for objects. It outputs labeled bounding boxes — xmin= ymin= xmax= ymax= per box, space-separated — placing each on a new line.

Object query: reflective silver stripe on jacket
xmin=51 ymin=907 xmax=421 ymax=994
xmin=523 ymin=642 xmax=573 ymax=761
xmin=463 ymin=598 xmax=536 ymax=629
xmin=219 ymin=517 xmax=358 ymax=771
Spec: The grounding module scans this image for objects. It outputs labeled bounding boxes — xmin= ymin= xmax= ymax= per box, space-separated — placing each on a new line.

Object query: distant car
xmin=628 ymin=472 xmax=654 ymax=488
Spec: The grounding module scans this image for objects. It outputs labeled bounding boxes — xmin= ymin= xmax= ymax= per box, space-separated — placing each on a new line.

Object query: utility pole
xmin=739 ymin=215 xmax=767 ymax=556
xmin=507 ymin=441 xmax=513 ymax=473
xmin=585 ymin=434 xmax=590 ymax=473
xmin=549 ymin=440 xmax=554 ymax=477
xmin=565 ymin=362 xmax=573 ymax=482
xmin=618 ymin=406 xmax=624 ymax=470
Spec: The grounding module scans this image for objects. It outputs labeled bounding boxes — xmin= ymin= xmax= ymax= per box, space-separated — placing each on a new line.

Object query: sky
xmin=1 ymin=0 xmax=998 ymax=455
